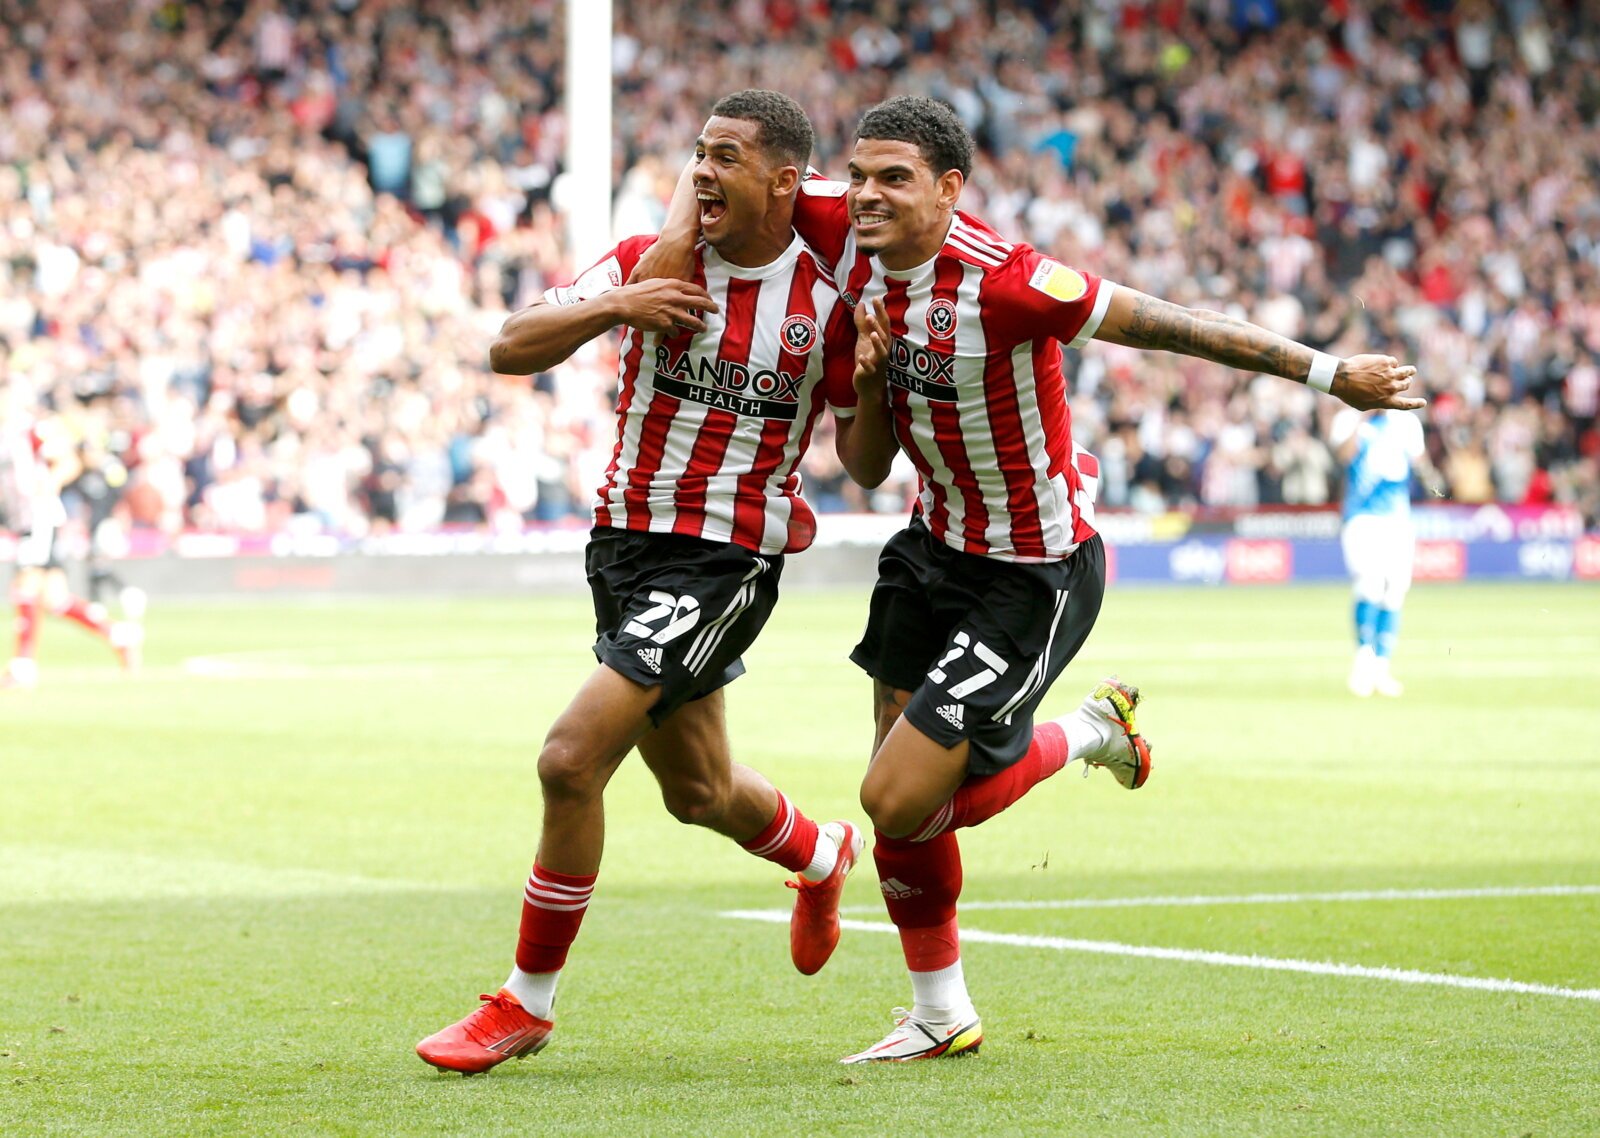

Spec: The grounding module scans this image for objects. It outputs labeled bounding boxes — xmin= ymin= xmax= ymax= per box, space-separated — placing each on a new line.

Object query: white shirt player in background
xmin=1330 ymin=408 xmax=1443 ymax=697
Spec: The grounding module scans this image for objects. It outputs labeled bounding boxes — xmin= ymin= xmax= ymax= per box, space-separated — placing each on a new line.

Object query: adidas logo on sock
xmin=936 ymin=703 xmax=965 ymax=729
xmin=637 ymin=647 xmax=663 ymax=673
xmin=880 ymin=876 xmax=923 ymax=899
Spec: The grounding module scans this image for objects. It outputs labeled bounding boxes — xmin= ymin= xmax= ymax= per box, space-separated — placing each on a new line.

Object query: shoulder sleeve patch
xmin=800 ymin=176 xmax=848 ymax=199
xmin=544 ymin=255 xmax=624 ymax=307
xmin=572 ymin=255 xmax=624 ymax=299
xmin=1028 ymin=259 xmax=1088 ymax=303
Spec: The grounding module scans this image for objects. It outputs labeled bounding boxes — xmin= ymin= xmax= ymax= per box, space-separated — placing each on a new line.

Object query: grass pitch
xmin=3 ymin=582 xmax=1598 ymax=1136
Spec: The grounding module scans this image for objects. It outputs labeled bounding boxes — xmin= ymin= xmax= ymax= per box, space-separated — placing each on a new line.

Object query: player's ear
xmin=935 ymin=169 xmax=964 ymax=212
xmin=770 ymin=163 xmax=800 ymax=198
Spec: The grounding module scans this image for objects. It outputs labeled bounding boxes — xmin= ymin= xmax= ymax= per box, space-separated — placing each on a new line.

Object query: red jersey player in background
xmin=416 ymin=91 xmax=899 ymax=1075
xmin=640 ymin=94 xmax=1424 ymax=1062
xmin=2 ymin=386 xmax=143 ymax=690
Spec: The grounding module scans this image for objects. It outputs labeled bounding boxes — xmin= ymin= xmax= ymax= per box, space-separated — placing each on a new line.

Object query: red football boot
xmin=416 ymin=989 xmax=553 ymax=1075
xmin=787 ymin=820 xmax=864 ymax=975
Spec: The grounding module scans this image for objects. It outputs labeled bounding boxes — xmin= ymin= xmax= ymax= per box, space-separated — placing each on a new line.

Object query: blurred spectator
xmin=0 ymin=0 xmax=1596 ymax=542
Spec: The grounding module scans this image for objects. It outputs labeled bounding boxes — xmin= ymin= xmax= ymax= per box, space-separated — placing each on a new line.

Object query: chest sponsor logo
xmin=1028 ymin=259 xmax=1088 ymax=303
xmin=652 ymin=346 xmax=805 ymax=421
xmin=780 ymin=314 xmax=818 ymax=354
xmin=886 ymin=337 xmax=959 ymax=402
xmin=926 ymin=298 xmax=958 ymax=339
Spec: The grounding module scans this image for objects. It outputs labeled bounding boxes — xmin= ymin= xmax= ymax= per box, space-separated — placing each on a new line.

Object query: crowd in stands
xmin=2 ymin=0 xmax=1597 ymax=541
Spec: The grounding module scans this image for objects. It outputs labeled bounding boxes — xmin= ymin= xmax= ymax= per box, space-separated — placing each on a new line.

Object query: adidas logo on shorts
xmin=936 ymin=703 xmax=965 ymax=730
xmin=880 ymin=876 xmax=923 ymax=899
xmin=637 ymin=647 xmax=663 ymax=673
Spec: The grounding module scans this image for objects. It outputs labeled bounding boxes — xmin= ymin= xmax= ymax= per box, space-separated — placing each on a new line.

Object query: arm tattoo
xmin=1119 ymin=295 xmax=1306 ymax=379
xmin=871 ymin=680 xmax=910 ymax=753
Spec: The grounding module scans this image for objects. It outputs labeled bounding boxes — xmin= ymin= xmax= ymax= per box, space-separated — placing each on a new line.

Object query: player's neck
xmin=714 ymin=216 xmax=794 ymax=269
xmin=877 ymin=213 xmax=953 ymax=273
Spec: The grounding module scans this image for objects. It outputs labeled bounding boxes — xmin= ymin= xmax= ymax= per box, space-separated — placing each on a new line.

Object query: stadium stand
xmin=1 ymin=0 xmax=1596 ymax=538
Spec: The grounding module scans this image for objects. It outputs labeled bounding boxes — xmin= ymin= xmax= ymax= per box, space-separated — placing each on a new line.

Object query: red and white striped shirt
xmin=546 ymin=233 xmax=856 ymax=555
xmin=795 ymin=175 xmax=1110 ymax=563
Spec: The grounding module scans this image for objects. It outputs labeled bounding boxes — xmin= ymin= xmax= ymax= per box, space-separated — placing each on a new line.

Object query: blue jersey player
xmin=1329 ymin=408 xmax=1441 ymax=697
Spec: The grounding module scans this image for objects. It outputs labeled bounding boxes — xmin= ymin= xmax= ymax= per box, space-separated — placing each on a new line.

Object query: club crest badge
xmin=780 ymin=314 xmax=818 ymax=354
xmin=926 ymin=298 xmax=958 ymax=339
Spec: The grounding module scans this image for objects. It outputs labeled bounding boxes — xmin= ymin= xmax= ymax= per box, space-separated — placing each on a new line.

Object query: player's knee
xmin=536 ymin=735 xmax=606 ymax=802
xmin=859 ymin=781 xmax=921 ymax=840
xmin=658 ymin=776 xmax=724 ymax=828
xmin=41 ymin=575 xmax=71 ymax=612
xmin=11 ymin=570 xmax=43 ymax=603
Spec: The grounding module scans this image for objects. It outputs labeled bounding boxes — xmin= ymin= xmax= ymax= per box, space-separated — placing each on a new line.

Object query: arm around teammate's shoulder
xmin=627 ymin=159 xmax=700 ymax=285
xmin=1092 ymin=286 xmax=1425 ymax=412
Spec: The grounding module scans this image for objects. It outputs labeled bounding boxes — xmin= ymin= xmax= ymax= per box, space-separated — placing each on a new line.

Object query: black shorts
xmin=586 ymin=526 xmax=783 ymax=726
xmin=850 ymin=518 xmax=1106 ymax=776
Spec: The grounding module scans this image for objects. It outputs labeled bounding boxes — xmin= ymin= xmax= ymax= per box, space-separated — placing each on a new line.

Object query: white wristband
xmin=1307 ymin=351 xmax=1338 ymax=394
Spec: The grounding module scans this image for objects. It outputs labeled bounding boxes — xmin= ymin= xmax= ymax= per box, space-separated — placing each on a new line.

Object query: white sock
xmin=1062 ymin=710 xmax=1111 ymax=763
xmin=502 ymin=966 xmax=560 ymax=1020
xmin=799 ymin=823 xmax=840 ymax=882
xmin=909 ymin=960 xmax=975 ymax=1023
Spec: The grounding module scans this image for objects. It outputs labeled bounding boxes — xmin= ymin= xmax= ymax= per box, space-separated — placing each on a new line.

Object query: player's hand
xmin=1332 ymin=355 xmax=1426 ymax=411
xmin=615 ymin=279 xmax=718 ymax=333
xmin=853 ymin=297 xmax=891 ymax=397
xmin=626 ymin=235 xmax=700 ymax=286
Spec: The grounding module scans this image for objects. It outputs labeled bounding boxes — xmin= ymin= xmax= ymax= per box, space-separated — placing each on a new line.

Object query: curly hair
xmin=855 ymin=96 xmax=974 ymax=180
xmin=709 ymin=89 xmax=814 ymax=169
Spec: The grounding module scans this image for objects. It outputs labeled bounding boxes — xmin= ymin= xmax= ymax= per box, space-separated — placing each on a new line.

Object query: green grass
xmin=3 ymin=582 xmax=1598 ymax=1136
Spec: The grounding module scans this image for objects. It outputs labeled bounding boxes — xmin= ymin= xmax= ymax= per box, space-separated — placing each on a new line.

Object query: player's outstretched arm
xmin=628 ymin=159 xmax=700 ymax=285
xmin=488 ymin=281 xmax=717 ymax=375
xmin=1094 ymin=287 xmax=1425 ymax=412
xmin=836 ymin=297 xmax=898 ymax=488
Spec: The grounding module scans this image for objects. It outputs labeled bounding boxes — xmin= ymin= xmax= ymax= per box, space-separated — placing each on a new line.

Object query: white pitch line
xmin=721 ymin=910 xmax=1600 ymax=1004
xmin=841 ymin=883 xmax=1600 ymax=915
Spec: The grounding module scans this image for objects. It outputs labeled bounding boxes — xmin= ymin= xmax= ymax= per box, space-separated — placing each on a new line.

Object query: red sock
xmin=514 ymin=864 xmax=597 ymax=974
xmin=909 ymin=720 xmax=1069 ymax=841
xmin=13 ymin=595 xmax=39 ymax=659
xmin=874 ymin=829 xmax=963 ymax=971
xmin=56 ymin=596 xmax=112 ymax=639
xmin=738 ymin=789 xmax=820 ymax=873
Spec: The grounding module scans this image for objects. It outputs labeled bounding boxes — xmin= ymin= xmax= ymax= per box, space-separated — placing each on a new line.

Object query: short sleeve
xmin=793 ymin=169 xmax=852 ymax=268
xmin=820 ymin=299 xmax=858 ymax=417
xmin=981 ymin=246 xmax=1111 ymax=352
xmin=542 ymin=235 xmax=658 ymax=306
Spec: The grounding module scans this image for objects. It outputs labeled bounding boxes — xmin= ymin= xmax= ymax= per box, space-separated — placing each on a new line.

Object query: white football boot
xmin=1371 ymin=655 xmax=1403 ymax=698
xmin=840 ymin=1007 xmax=983 ymax=1064
xmin=1072 ymin=677 xmax=1153 ymax=790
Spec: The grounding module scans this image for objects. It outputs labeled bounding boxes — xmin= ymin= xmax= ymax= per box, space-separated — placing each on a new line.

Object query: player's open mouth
xmin=853 ymin=211 xmax=892 ymax=232
xmin=698 ymin=192 xmax=727 ymax=224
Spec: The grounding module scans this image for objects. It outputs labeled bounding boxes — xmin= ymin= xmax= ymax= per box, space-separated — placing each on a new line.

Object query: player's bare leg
xmin=417 ymin=665 xmax=657 ymax=1075
xmin=639 ymin=691 xmax=863 ymax=975
xmin=3 ymin=568 xmax=44 ymax=689
xmin=844 ymin=687 xmax=983 ymax=1061
xmin=846 ymin=677 xmax=1151 ymax=1061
